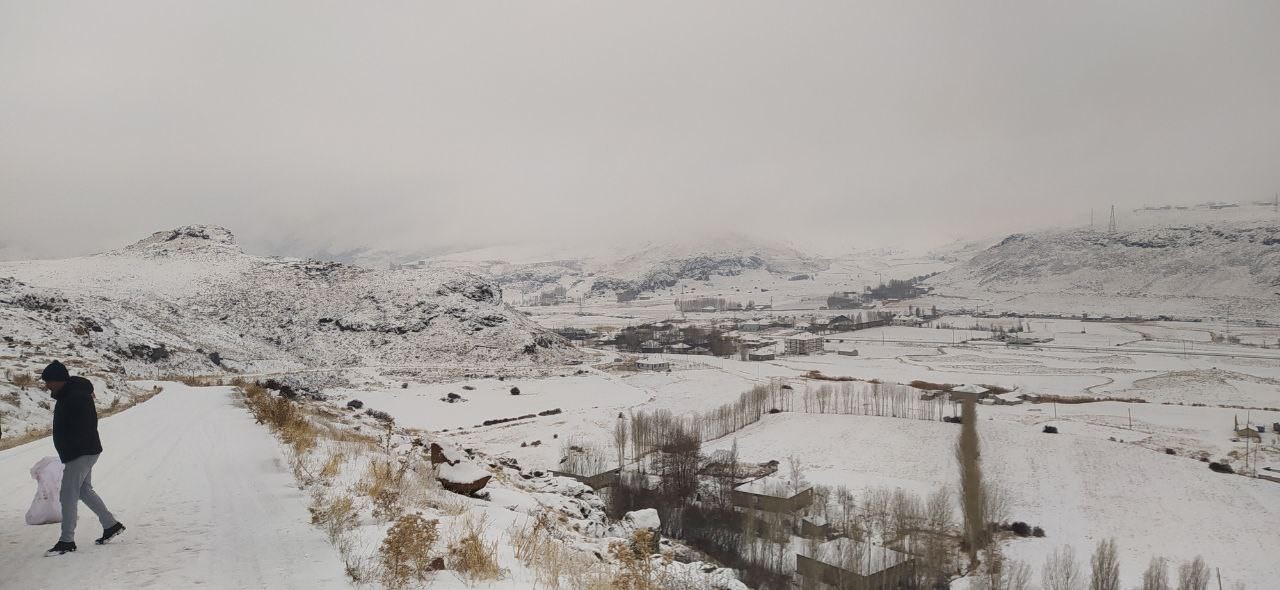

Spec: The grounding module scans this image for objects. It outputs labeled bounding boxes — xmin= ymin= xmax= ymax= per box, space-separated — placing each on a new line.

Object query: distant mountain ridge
xmin=927 ymin=217 xmax=1280 ymax=319
xmin=419 ymin=233 xmax=830 ymax=298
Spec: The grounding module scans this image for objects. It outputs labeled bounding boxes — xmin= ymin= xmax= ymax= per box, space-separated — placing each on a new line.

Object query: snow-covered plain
xmin=374 ymin=316 xmax=1279 ymax=588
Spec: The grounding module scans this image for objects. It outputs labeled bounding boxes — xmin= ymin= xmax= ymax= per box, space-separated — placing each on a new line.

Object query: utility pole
xmin=1108 ymin=205 xmax=1117 ymax=233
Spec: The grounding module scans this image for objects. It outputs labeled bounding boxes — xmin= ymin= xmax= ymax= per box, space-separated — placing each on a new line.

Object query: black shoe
xmin=45 ymin=541 xmax=76 ymax=556
xmin=96 ymin=522 xmax=126 ymax=545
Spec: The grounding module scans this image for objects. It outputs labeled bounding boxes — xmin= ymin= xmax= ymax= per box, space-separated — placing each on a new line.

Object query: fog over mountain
xmin=3 ymin=1 xmax=1279 ymax=261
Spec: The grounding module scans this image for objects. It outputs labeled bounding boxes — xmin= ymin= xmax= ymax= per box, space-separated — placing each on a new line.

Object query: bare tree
xmin=787 ymin=455 xmax=807 ymax=496
xmin=955 ymin=397 xmax=986 ymax=565
xmin=1090 ymin=538 xmax=1120 ymax=590
xmin=612 ymin=414 xmax=628 ymax=470
xmin=1176 ymin=556 xmax=1210 ymax=590
xmin=1143 ymin=557 xmax=1170 ymax=590
xmin=921 ymin=486 xmax=955 ymax=587
xmin=1042 ymin=545 xmax=1083 ymax=590
xmin=983 ymin=482 xmax=1011 ymax=526
xmin=974 ymin=549 xmax=1031 ymax=590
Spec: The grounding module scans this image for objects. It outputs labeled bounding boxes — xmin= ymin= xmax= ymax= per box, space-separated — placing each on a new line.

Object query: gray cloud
xmin=2 ymin=1 xmax=1278 ymax=260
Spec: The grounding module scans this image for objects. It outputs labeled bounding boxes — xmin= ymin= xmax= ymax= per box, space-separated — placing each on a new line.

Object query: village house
xmin=730 ymin=477 xmax=813 ymax=514
xmin=636 ymin=357 xmax=670 ymax=371
xmin=784 ymin=332 xmax=824 ymax=355
xmin=796 ymin=538 xmax=916 ymax=590
xmin=891 ymin=314 xmax=924 ymax=326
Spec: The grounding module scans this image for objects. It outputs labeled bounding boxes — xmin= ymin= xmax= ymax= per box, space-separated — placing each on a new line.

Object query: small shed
xmin=730 ymin=477 xmax=813 ymax=514
xmin=796 ymin=538 xmax=916 ymax=590
xmin=636 ymin=357 xmax=670 ymax=371
xmin=549 ymin=467 xmax=621 ymax=490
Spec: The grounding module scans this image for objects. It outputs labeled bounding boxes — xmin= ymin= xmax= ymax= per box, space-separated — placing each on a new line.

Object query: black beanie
xmin=40 ymin=360 xmax=70 ymax=382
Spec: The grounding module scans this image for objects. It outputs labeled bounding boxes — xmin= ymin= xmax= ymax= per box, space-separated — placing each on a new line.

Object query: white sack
xmin=25 ymin=456 xmax=63 ymax=525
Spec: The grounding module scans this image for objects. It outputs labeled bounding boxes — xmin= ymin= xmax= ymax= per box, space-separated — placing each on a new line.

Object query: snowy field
xmin=338 ymin=317 xmax=1280 ymax=588
xmin=701 ymin=410 xmax=1280 ymax=590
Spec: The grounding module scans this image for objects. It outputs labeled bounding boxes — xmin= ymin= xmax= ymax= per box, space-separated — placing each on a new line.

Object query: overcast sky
xmin=2 ymin=1 xmax=1278 ymax=260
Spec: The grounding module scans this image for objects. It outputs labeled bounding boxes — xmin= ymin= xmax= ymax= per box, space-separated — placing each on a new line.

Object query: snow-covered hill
xmin=0 ymin=225 xmax=578 ymax=438
xmin=926 ymin=211 xmax=1280 ymax=321
xmin=424 ymin=233 xmax=829 ymax=299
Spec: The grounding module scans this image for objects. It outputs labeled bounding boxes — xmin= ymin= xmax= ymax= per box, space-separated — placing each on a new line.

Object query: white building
xmin=784 ymin=332 xmax=824 ymax=355
xmin=636 ymin=357 xmax=670 ymax=371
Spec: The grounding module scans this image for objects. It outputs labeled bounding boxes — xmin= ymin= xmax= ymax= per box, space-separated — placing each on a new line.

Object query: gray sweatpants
xmin=60 ymin=454 xmax=117 ymax=543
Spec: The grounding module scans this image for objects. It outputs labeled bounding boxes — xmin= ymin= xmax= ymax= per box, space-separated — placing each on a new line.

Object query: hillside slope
xmin=926 ymin=217 xmax=1280 ymax=320
xmin=0 ymin=225 xmax=577 ymax=437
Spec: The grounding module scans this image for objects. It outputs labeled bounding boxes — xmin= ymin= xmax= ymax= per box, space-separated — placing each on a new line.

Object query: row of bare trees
xmin=620 ymin=380 xmax=947 ymax=470
xmin=799 ymin=381 xmax=948 ymax=421
xmin=1012 ymin=539 xmax=1221 ymax=590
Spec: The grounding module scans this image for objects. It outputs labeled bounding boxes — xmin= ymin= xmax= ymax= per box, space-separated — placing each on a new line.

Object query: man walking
xmin=41 ymin=360 xmax=125 ymax=556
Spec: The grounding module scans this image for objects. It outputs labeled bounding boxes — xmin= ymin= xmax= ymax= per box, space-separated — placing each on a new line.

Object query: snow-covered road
xmin=0 ymin=383 xmax=349 ymax=590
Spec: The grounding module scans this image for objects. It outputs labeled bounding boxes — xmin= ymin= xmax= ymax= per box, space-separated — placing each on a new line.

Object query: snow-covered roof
xmin=951 ymin=384 xmax=988 ymax=394
xmin=734 ymin=476 xmax=798 ymax=498
xmin=800 ymin=538 xmax=911 ymax=575
xmin=785 ymin=332 xmax=823 ymax=341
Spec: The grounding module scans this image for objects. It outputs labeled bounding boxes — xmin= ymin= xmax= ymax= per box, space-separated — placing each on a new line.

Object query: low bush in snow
xmin=448 ymin=515 xmax=502 ymax=583
xmin=379 ymin=513 xmax=441 ymax=590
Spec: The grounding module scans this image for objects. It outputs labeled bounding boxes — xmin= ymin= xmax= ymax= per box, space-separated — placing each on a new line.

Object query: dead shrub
xmin=379 ymin=513 xmax=441 ymax=590
xmin=9 ymin=371 xmax=35 ymax=391
xmin=609 ymin=528 xmax=668 ymax=590
xmin=309 ymin=493 xmax=359 ymax=543
xmin=358 ymin=460 xmax=406 ymax=521
xmin=320 ymin=452 xmax=345 ymax=480
xmin=510 ymin=511 xmax=605 ymax=589
xmin=448 ymin=515 xmax=502 ymax=583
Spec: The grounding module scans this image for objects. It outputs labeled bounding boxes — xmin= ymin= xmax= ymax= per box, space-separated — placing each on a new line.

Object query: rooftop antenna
xmin=1108 ymin=205 xmax=1117 ymax=233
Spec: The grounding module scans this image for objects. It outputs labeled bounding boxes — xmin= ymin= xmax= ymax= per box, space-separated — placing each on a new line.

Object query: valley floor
xmin=0 ymin=383 xmax=347 ymax=590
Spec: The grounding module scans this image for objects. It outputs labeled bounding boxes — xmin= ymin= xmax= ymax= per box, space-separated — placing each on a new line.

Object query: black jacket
xmin=52 ymin=376 xmax=103 ymax=463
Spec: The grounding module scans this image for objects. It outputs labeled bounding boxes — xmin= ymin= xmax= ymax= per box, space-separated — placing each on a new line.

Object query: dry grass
xmin=320 ymin=451 xmax=345 ymax=480
xmin=608 ymin=529 xmax=667 ymax=590
xmin=7 ymin=370 xmax=36 ymax=391
xmin=317 ymin=420 xmax=379 ymax=447
xmin=240 ymin=383 xmax=318 ymax=484
xmin=309 ymin=493 xmax=359 ymax=544
xmin=510 ymin=511 xmax=611 ymax=589
xmin=160 ymin=374 xmax=227 ymax=387
xmin=379 ymin=513 xmax=441 ymax=590
xmin=448 ymin=515 xmax=502 ymax=584
xmin=356 ymin=459 xmax=406 ymax=521
xmin=100 ymin=386 xmax=163 ymax=420
xmin=1 ymin=385 xmax=163 ymax=452
xmin=0 ymin=425 xmax=50 ymax=452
